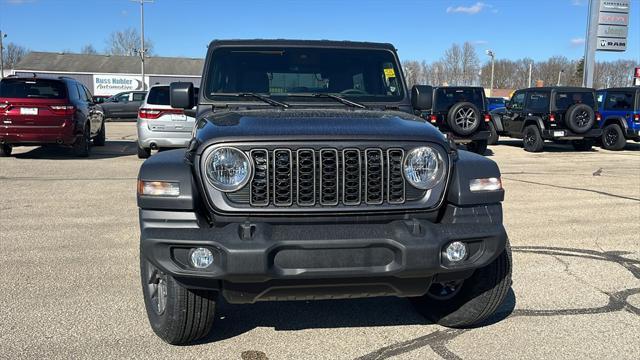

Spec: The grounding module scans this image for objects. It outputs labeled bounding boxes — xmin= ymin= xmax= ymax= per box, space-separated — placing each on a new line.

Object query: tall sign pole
xmin=133 ymin=0 xmax=153 ymax=91
xmin=0 ymin=31 xmax=6 ymax=79
xmin=583 ymin=0 xmax=630 ymax=87
xmin=583 ymin=0 xmax=599 ymax=87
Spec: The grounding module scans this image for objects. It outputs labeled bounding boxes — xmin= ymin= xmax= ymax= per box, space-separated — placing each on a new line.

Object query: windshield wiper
xmin=286 ymin=93 xmax=367 ymax=109
xmin=237 ymin=93 xmax=289 ymax=108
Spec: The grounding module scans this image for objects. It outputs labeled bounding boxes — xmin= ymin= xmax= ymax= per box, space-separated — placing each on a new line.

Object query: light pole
xmin=0 ymin=31 xmax=7 ymax=79
xmin=485 ymin=49 xmax=495 ymax=97
xmin=527 ymin=62 xmax=533 ymax=88
xmin=132 ymin=0 xmax=153 ymax=91
xmin=557 ymin=69 xmax=564 ymax=86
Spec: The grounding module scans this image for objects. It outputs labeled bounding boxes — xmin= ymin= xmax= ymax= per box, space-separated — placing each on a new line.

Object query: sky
xmin=0 ymin=0 xmax=639 ymax=65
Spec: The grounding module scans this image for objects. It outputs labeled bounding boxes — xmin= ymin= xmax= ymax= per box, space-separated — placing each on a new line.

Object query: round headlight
xmin=403 ymin=146 xmax=444 ymax=190
xmin=205 ymin=147 xmax=251 ymax=192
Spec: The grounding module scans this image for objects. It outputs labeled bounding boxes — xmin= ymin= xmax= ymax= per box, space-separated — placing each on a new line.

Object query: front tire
xmin=0 ymin=144 xmax=12 ymax=157
xmin=601 ymin=124 xmax=626 ymax=150
xmin=137 ymin=144 xmax=151 ymax=159
xmin=412 ymin=240 xmax=512 ymax=328
xmin=522 ymin=125 xmax=543 ymax=152
xmin=140 ymin=255 xmax=217 ymax=345
xmin=487 ymin=121 xmax=499 ymax=145
xmin=93 ymin=120 xmax=106 ymax=146
xmin=466 ymin=139 xmax=488 ymax=155
xmin=73 ymin=125 xmax=90 ymax=157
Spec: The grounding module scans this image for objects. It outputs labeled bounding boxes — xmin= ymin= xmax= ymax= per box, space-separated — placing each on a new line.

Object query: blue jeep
xmin=596 ymin=87 xmax=640 ymax=150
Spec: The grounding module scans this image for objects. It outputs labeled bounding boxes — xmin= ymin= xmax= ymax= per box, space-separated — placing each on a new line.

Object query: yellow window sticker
xmin=384 ymin=68 xmax=396 ymax=78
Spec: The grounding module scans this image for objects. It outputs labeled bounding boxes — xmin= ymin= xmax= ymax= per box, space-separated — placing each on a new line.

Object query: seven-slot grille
xmin=246 ymin=148 xmax=406 ymax=207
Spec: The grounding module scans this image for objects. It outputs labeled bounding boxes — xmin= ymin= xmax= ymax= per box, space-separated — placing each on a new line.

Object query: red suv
xmin=0 ymin=75 xmax=105 ymax=157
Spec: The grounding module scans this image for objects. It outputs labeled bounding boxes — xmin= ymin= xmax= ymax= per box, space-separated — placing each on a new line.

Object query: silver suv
xmin=136 ymin=84 xmax=197 ymax=158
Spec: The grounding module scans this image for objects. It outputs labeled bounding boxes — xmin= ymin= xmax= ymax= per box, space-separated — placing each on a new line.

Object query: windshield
xmin=554 ymin=91 xmax=595 ymax=110
xmin=204 ymin=46 xmax=404 ymax=103
xmin=435 ymin=88 xmax=485 ymax=112
xmin=0 ymin=78 xmax=67 ymax=99
xmin=488 ymin=98 xmax=505 ymax=105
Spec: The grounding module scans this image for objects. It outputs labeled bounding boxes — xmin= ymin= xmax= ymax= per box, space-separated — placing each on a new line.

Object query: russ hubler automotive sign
xmin=93 ymin=75 xmax=149 ymax=96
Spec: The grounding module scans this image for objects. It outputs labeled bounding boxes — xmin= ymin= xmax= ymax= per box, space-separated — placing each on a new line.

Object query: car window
xmin=117 ymin=93 xmax=131 ymax=103
xmin=434 ymin=88 xmax=485 ymax=111
xmin=604 ymin=92 xmax=633 ymax=111
xmin=83 ymin=86 xmax=93 ymax=101
xmin=76 ymin=84 xmax=90 ymax=102
xmin=0 ymin=78 xmax=67 ymax=99
xmin=147 ymin=86 xmax=170 ymax=105
xmin=554 ymin=91 xmax=595 ymax=110
xmin=596 ymin=92 xmax=604 ymax=108
xmin=132 ymin=92 xmax=146 ymax=101
xmin=205 ymin=47 xmax=404 ymax=102
xmin=68 ymin=83 xmax=80 ymax=101
xmin=510 ymin=92 xmax=525 ymax=110
xmin=525 ymin=92 xmax=550 ymax=112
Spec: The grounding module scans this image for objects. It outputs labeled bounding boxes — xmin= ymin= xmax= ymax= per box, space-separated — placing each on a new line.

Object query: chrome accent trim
xmin=386 ymin=148 xmax=406 ymax=204
xmin=319 ymin=148 xmax=339 ymax=206
xmin=296 ymin=148 xmax=316 ymax=206
xmin=272 ymin=148 xmax=293 ymax=207
xmin=341 ymin=148 xmax=362 ymax=205
xmin=249 ymin=149 xmax=269 ymax=206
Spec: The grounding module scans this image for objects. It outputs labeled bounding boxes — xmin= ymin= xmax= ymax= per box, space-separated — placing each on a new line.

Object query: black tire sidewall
xmin=602 ymin=124 xmax=626 ymax=150
xmin=137 ymin=144 xmax=151 ymax=159
xmin=523 ymin=125 xmax=543 ymax=152
xmin=73 ymin=125 xmax=90 ymax=157
xmin=487 ymin=121 xmax=498 ymax=145
xmin=447 ymin=102 xmax=481 ymax=136
xmin=565 ymin=104 xmax=595 ymax=134
xmin=467 ymin=139 xmax=488 ymax=155
xmin=1 ymin=144 xmax=12 ymax=157
xmin=94 ymin=121 xmax=106 ymax=146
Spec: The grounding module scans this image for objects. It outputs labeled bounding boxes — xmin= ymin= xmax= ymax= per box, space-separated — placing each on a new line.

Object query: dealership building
xmin=11 ymin=52 xmax=204 ymax=97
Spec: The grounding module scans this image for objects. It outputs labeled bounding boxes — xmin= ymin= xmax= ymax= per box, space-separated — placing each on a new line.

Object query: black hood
xmin=192 ymin=108 xmax=447 ymax=153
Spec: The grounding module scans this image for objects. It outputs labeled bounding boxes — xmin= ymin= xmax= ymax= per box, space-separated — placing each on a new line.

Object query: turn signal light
xmin=484 ymin=114 xmax=491 ymax=122
xmin=596 ymin=112 xmax=602 ymax=121
xmin=429 ymin=114 xmax=437 ymax=123
xmin=137 ymin=180 xmax=180 ymax=196
xmin=469 ymin=177 xmax=502 ymax=192
xmin=634 ymin=114 xmax=640 ymax=122
xmin=549 ymin=113 xmax=556 ymax=122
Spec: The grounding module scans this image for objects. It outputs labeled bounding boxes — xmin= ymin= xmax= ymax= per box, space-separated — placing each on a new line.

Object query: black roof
xmin=14 ymin=52 xmax=204 ymax=76
xmin=208 ymin=39 xmax=397 ymax=51
xmin=518 ymin=86 xmax=596 ymax=92
xmin=433 ymin=86 xmax=484 ymax=90
xmin=597 ymin=87 xmax=640 ymax=92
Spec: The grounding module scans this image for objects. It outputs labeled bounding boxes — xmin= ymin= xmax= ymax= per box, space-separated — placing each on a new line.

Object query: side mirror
xmin=170 ymin=82 xmax=195 ymax=109
xmin=505 ymin=102 xmax=512 ymax=110
xmin=411 ymin=85 xmax=433 ymax=111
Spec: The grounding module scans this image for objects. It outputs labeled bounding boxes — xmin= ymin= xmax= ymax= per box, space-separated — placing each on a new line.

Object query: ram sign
xmin=92 ymin=74 xmax=149 ymax=97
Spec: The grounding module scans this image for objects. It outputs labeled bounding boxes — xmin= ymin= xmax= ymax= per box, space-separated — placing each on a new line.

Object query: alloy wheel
xmin=454 ymin=107 xmax=477 ymax=130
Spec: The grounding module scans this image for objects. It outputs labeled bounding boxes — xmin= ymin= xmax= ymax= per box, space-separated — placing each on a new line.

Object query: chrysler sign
xmin=93 ymin=74 xmax=149 ymax=96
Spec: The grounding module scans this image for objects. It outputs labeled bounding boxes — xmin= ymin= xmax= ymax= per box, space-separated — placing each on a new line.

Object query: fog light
xmin=189 ymin=247 xmax=214 ymax=269
xmin=445 ymin=241 xmax=467 ymax=262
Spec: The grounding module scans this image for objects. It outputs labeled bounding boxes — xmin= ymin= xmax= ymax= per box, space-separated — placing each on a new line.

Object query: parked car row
xmin=488 ymin=86 xmax=639 ymax=152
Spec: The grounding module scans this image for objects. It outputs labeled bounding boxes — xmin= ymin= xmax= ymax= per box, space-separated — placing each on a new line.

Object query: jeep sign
xmin=92 ymin=74 xmax=150 ymax=97
xmin=596 ymin=38 xmax=627 ymax=51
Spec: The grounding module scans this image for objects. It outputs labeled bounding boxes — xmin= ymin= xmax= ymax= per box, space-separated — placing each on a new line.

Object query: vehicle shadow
xmin=11 ymin=140 xmax=138 ymax=160
xmin=494 ymin=139 xmax=640 ymax=153
xmin=196 ymin=287 xmax=516 ymax=344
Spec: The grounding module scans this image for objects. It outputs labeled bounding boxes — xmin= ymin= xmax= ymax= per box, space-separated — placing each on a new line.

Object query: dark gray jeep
xmin=137 ymin=39 xmax=511 ymax=345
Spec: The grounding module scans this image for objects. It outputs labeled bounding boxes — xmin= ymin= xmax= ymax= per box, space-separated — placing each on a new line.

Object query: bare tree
xmin=106 ymin=27 xmax=154 ymax=56
xmin=402 ymin=60 xmax=423 ymax=88
xmin=2 ymin=42 xmax=29 ymax=69
xmin=80 ymin=44 xmax=99 ymax=55
xmin=461 ymin=42 xmax=479 ymax=85
xmin=442 ymin=43 xmax=463 ymax=85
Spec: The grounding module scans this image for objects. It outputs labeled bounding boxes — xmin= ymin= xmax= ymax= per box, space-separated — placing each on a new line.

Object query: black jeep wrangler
xmin=137 ymin=40 xmax=511 ymax=345
xmin=413 ymin=86 xmax=491 ymax=155
xmin=491 ymin=87 xmax=602 ymax=152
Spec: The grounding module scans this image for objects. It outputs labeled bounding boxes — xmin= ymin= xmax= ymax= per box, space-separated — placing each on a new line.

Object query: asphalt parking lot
xmin=1 ymin=122 xmax=639 ymax=360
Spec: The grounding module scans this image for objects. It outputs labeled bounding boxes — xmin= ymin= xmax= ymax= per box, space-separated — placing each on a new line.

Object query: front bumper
xmin=0 ymin=120 xmax=77 ymax=145
xmin=137 ymin=119 xmax=192 ymax=149
xmin=542 ymin=128 xmax=602 ymax=140
xmin=140 ymin=204 xmax=507 ymax=303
